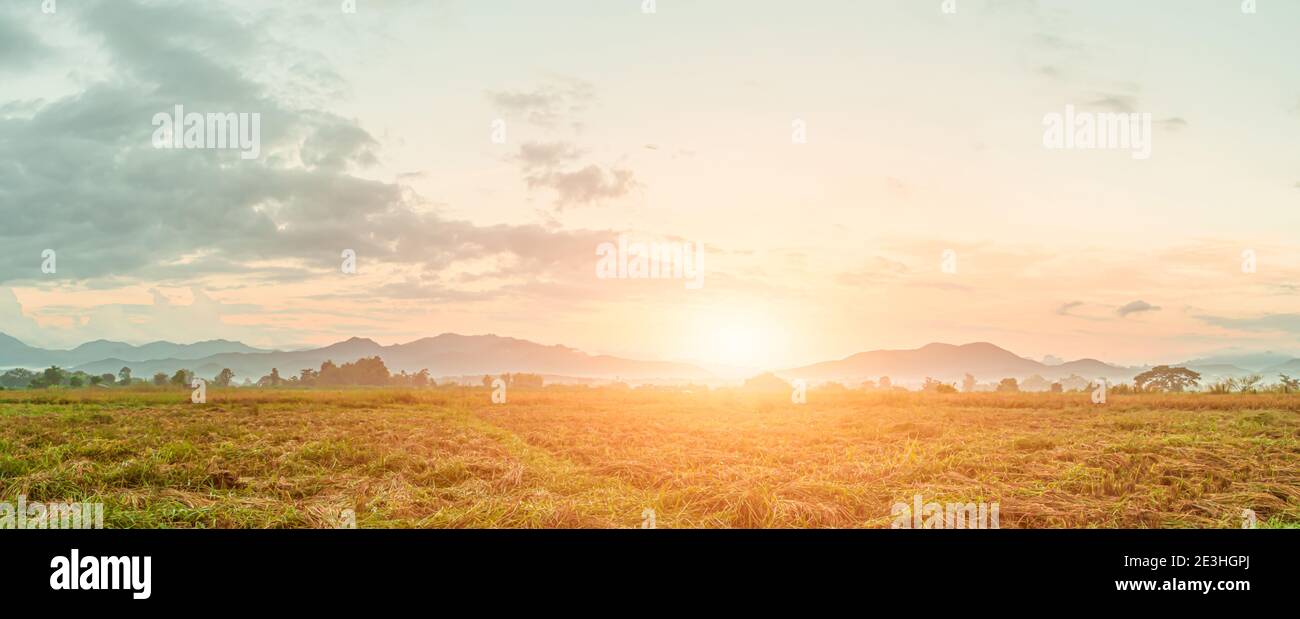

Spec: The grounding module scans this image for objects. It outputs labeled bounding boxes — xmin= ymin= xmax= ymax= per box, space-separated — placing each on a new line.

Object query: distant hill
xmin=780 ymin=342 xmax=1138 ymax=384
xmin=1184 ymin=351 xmax=1296 ymax=372
xmin=1180 ymin=363 xmax=1256 ymax=380
xmin=1262 ymin=359 xmax=1300 ymax=377
xmin=8 ymin=330 xmax=1299 ymax=387
xmin=0 ymin=334 xmax=266 ymax=369
xmin=47 ymin=333 xmax=713 ymax=383
xmin=1050 ymin=358 xmax=1128 ymax=378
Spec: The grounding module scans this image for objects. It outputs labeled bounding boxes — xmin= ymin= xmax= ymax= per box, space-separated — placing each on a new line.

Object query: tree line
xmin=0 ymin=357 xmax=547 ymax=390
xmin=743 ymin=366 xmax=1300 ymax=395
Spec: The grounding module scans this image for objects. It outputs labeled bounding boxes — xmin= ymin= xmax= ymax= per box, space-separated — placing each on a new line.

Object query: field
xmin=1 ymin=388 xmax=1298 ymax=528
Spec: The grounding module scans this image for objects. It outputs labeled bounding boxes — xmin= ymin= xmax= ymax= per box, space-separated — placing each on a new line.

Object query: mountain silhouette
xmin=0 ymin=333 xmax=713 ymax=382
xmin=780 ymin=342 xmax=1138 ymax=384
xmin=4 ymin=332 xmax=1296 ymax=386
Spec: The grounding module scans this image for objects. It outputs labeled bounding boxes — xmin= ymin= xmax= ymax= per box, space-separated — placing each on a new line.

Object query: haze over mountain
xmin=778 ymin=342 xmax=1300 ymax=386
xmin=0 ymin=333 xmax=266 ymax=368
xmin=1182 ymin=351 xmax=1297 ymax=373
xmin=0 ymin=333 xmax=714 ymax=383
xmin=5 ymin=332 xmax=1298 ymax=387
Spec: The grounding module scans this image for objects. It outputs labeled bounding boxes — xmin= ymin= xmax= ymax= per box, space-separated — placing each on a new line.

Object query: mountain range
xmin=778 ymin=342 xmax=1300 ymax=385
xmin=0 ymin=333 xmax=267 ymax=367
xmin=0 ymin=333 xmax=713 ymax=383
xmin=3 ymin=333 xmax=1298 ymax=386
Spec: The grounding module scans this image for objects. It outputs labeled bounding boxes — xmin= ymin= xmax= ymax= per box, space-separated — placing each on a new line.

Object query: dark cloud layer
xmin=0 ymin=0 xmax=612 ymax=302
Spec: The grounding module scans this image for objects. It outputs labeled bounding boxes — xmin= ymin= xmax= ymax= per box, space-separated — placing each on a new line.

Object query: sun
xmin=709 ymin=324 xmax=764 ymax=365
xmin=680 ymin=305 xmax=786 ymax=372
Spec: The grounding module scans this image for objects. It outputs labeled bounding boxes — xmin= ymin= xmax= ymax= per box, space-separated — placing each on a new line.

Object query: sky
xmin=1 ymin=0 xmax=1299 ymax=370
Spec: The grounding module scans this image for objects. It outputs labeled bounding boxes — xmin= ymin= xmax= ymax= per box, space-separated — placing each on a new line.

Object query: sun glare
xmin=710 ymin=324 xmax=763 ymax=366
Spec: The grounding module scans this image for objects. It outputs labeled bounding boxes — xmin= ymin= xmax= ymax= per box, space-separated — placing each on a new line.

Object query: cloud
xmin=526 ymin=164 xmax=639 ymax=209
xmin=0 ymin=17 xmax=48 ymax=72
xmin=1116 ymin=300 xmax=1161 ymax=317
xmin=1056 ymin=301 xmax=1084 ymax=315
xmin=0 ymin=288 xmax=45 ymax=343
xmin=486 ymin=78 xmax=595 ymax=128
xmin=0 ymin=285 xmax=292 ymax=349
xmin=1157 ymin=117 xmax=1189 ymax=131
xmin=1087 ymin=94 xmax=1139 ymax=114
xmin=0 ymin=1 xmax=616 ymax=293
xmin=516 ymin=141 xmax=582 ymax=170
xmin=299 ymin=122 xmax=380 ymax=172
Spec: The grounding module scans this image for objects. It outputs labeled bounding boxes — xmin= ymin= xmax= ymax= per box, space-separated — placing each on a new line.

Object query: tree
xmin=319 ymin=360 xmax=340 ymax=385
xmin=214 ymin=368 xmax=236 ymax=387
xmin=0 ymin=368 xmax=37 ymax=389
xmin=69 ymin=376 xmax=83 ymax=388
xmin=1133 ymin=365 xmax=1201 ymax=392
xmin=152 ymin=372 xmax=169 ymax=386
xmin=482 ymin=375 xmax=494 ymax=388
xmin=99 ymin=373 xmax=116 ymax=386
xmin=1059 ymin=374 xmax=1090 ymax=392
xmin=502 ymin=373 xmax=543 ymax=388
xmin=878 ymin=376 xmax=892 ymax=390
xmin=46 ymin=365 xmax=66 ymax=385
xmin=89 ymin=375 xmax=102 ymax=386
xmin=743 ymin=372 xmax=791 ymax=392
xmin=1050 ymin=382 xmax=1063 ymax=393
xmin=118 ymin=367 xmax=133 ymax=385
xmin=1020 ymin=374 xmax=1051 ymax=392
xmin=33 ymin=365 xmax=67 ymax=388
xmin=1237 ymin=374 xmax=1262 ymax=394
xmin=170 ymin=369 xmax=192 ymax=387
xmin=922 ymin=377 xmax=955 ymax=393
xmin=1208 ymin=378 xmax=1237 ymax=394
xmin=407 ymin=369 xmax=430 ymax=388
xmin=1279 ymin=374 xmax=1300 ymax=394
xmin=996 ymin=378 xmax=1019 ymax=393
xmin=347 ymin=357 xmax=389 ymax=385
xmin=961 ymin=373 xmax=976 ymax=393
xmin=258 ymin=368 xmax=283 ymax=387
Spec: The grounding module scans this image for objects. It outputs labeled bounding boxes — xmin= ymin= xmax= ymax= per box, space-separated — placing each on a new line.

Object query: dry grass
xmin=1 ymin=387 xmax=1297 ymax=528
